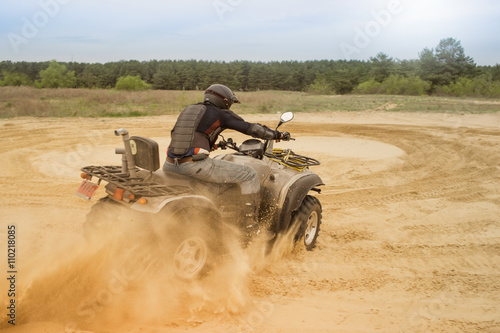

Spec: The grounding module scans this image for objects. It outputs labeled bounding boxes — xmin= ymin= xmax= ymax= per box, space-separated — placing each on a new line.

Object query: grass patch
xmin=0 ymin=87 xmax=499 ymax=118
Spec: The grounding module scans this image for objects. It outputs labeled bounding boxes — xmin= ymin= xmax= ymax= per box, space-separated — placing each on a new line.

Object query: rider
xmin=163 ymin=84 xmax=290 ymax=233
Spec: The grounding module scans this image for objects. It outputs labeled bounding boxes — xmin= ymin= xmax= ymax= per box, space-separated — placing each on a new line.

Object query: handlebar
xmin=216 ymin=134 xmax=293 ymax=152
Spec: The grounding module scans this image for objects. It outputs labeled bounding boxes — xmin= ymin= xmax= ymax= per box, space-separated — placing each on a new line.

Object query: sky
xmin=1 ymin=0 xmax=499 ymax=65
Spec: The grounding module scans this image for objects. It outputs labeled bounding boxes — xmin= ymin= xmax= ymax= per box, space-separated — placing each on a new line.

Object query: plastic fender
xmin=131 ymin=194 xmax=217 ymax=215
xmin=276 ymin=173 xmax=324 ymax=233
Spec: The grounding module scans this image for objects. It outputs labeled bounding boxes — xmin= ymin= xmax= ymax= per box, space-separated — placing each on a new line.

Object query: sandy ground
xmin=1 ymin=110 xmax=500 ymax=332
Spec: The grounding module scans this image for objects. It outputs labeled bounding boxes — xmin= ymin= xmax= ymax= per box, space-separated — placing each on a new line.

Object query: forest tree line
xmin=1 ymin=38 xmax=500 ymax=97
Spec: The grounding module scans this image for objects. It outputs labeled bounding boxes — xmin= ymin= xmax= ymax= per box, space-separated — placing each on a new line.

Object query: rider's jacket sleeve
xmin=247 ymin=123 xmax=278 ymax=140
xmin=220 ymin=109 xmax=278 ymax=140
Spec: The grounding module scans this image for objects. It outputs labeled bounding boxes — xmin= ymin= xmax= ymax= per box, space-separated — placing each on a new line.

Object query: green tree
xmin=396 ymin=59 xmax=419 ymax=77
xmin=419 ymin=38 xmax=477 ymax=90
xmin=370 ymin=52 xmax=395 ymax=82
xmin=327 ymin=60 xmax=370 ymax=94
xmin=248 ymin=63 xmax=271 ymax=90
xmin=153 ymin=61 xmax=181 ymax=90
xmin=306 ymin=73 xmax=335 ymax=94
xmin=36 ymin=60 xmax=76 ymax=88
xmin=491 ymin=64 xmax=500 ymax=81
xmin=435 ymin=37 xmax=477 ymax=80
xmin=79 ymin=63 xmax=108 ymax=88
xmin=418 ymin=47 xmax=445 ymax=89
xmin=230 ymin=61 xmax=250 ymax=90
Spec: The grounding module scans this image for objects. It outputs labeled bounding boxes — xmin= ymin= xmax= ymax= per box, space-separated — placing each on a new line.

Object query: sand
xmin=0 ymin=110 xmax=499 ymax=332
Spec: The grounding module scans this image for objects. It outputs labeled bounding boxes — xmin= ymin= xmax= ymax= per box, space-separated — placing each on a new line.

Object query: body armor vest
xmin=169 ymin=104 xmax=207 ymax=156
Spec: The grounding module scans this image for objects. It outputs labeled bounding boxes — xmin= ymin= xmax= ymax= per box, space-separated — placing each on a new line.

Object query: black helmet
xmin=204 ymin=84 xmax=240 ymax=109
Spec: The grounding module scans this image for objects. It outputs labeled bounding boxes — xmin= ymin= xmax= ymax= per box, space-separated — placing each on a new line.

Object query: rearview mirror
xmin=280 ymin=111 xmax=294 ymax=123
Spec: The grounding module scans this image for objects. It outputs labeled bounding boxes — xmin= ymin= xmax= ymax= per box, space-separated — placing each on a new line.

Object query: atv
xmin=76 ymin=112 xmax=324 ymax=280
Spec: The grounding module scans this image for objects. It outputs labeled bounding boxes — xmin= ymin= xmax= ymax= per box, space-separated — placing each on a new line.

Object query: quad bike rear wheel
xmin=84 ymin=197 xmax=222 ymax=281
xmin=294 ymin=195 xmax=322 ymax=251
xmin=155 ymin=203 xmax=223 ymax=280
xmin=173 ymin=236 xmax=209 ymax=280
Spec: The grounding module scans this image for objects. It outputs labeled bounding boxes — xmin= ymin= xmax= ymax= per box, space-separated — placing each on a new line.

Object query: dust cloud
xmin=0 ymin=203 xmax=301 ymax=333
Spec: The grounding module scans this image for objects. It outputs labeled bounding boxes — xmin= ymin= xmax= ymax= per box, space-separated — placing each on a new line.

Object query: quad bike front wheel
xmin=294 ymin=195 xmax=322 ymax=251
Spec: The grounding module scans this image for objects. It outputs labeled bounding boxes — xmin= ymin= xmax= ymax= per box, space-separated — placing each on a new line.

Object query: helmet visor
xmin=230 ymin=95 xmax=240 ymax=104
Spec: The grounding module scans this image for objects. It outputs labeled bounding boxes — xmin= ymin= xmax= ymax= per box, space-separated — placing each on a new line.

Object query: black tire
xmin=294 ymin=195 xmax=322 ymax=251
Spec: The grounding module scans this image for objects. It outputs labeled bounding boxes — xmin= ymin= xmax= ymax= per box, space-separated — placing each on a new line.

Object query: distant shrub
xmin=115 ymin=75 xmax=152 ymax=91
xmin=35 ymin=60 xmax=76 ymax=88
xmin=306 ymin=74 xmax=336 ymax=95
xmin=0 ymin=71 xmax=32 ymax=87
xmin=437 ymin=75 xmax=500 ymax=98
xmin=381 ymin=74 xmax=431 ymax=95
xmin=355 ymin=74 xmax=430 ymax=96
xmin=354 ymin=79 xmax=381 ymax=94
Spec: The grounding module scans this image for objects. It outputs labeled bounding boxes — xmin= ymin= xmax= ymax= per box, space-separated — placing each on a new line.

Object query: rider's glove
xmin=278 ymin=131 xmax=291 ymax=141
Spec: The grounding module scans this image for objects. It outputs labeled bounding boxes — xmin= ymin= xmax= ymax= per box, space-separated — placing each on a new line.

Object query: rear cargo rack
xmin=82 ymin=165 xmax=191 ymax=197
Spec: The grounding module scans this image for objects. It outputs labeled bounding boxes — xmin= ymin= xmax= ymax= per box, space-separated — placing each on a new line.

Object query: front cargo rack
xmin=82 ymin=165 xmax=191 ymax=197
